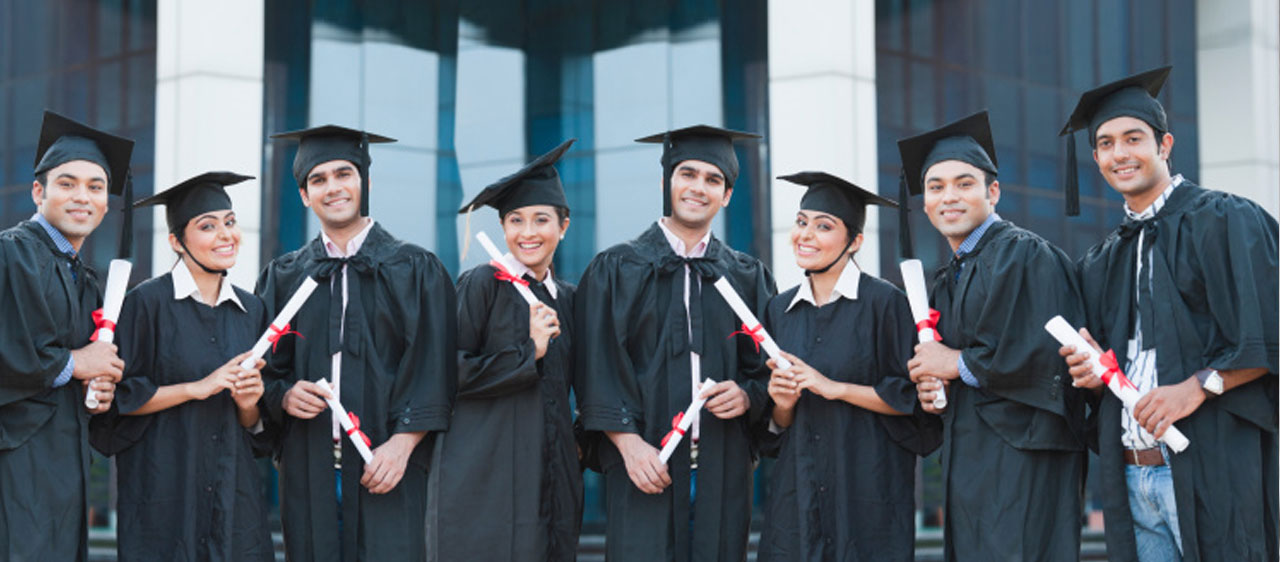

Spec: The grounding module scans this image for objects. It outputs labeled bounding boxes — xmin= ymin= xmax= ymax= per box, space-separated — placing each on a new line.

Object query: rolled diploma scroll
xmin=899 ymin=259 xmax=947 ymax=409
xmin=711 ymin=277 xmax=793 ymax=371
xmin=86 ymin=259 xmax=132 ymax=408
xmin=239 ymin=277 xmax=320 ymax=370
xmin=475 ymin=231 xmax=539 ymax=306
xmin=1043 ymin=315 xmax=1189 ymax=452
xmin=317 ymin=378 xmax=375 ymax=463
xmin=657 ymin=379 xmax=718 ymax=465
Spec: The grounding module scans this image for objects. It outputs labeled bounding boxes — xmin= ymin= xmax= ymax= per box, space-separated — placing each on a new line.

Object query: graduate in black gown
xmin=1058 ymin=67 xmax=1278 ymax=562
xmin=427 ymin=139 xmax=582 ymax=561
xmin=899 ymin=111 xmax=1088 ymax=561
xmin=575 ymin=125 xmax=775 ymax=561
xmin=89 ymin=172 xmax=274 ymax=561
xmin=0 ymin=111 xmax=130 ymax=561
xmin=257 ymin=125 xmax=457 ymax=561
xmin=758 ymin=172 xmax=941 ymax=561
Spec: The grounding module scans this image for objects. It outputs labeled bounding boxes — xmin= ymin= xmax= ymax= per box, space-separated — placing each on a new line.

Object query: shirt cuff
xmin=768 ymin=419 xmax=786 ymax=435
xmin=957 ymin=356 xmax=980 ymax=388
xmin=247 ymin=419 xmax=265 ymax=435
xmin=53 ymin=356 xmax=75 ymax=388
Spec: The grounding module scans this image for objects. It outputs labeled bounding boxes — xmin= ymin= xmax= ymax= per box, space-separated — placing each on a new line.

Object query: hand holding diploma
xmin=658 ymin=379 xmax=717 ymax=464
xmin=84 ymin=259 xmax=132 ymax=409
xmin=1046 ymin=316 xmax=1189 ymax=452
xmin=900 ymin=259 xmax=946 ymax=409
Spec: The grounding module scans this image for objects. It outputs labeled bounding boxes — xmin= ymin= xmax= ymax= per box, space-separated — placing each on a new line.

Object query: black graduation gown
xmin=929 ymin=220 xmax=1088 ymax=562
xmin=256 ymin=223 xmax=457 ymax=562
xmin=1077 ymin=182 xmax=1279 ymax=562
xmin=427 ymin=264 xmax=582 ymax=561
xmin=0 ymin=220 xmax=100 ymax=562
xmin=757 ymin=273 xmax=941 ymax=562
xmin=575 ymin=222 xmax=776 ymax=562
xmin=87 ymin=273 xmax=274 ymax=561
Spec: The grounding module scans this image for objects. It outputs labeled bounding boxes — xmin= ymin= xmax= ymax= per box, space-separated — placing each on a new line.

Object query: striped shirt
xmin=1119 ymin=175 xmax=1182 ymax=449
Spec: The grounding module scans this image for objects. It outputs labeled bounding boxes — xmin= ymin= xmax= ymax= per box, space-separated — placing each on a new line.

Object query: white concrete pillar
xmin=767 ymin=0 xmax=880 ymax=290
xmin=153 ymin=0 xmax=265 ymax=289
xmin=1196 ymin=0 xmax=1280 ymax=216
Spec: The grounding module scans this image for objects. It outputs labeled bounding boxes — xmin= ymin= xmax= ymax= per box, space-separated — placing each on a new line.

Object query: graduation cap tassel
xmin=1064 ymin=134 xmax=1080 ymax=217
xmin=459 ymin=205 xmax=477 ymax=260
xmin=661 ymin=132 xmax=673 ymax=217
xmin=118 ymin=170 xmax=134 ymax=259
xmin=359 ymin=133 xmax=371 ymax=217
xmin=897 ymin=171 xmax=915 ymax=259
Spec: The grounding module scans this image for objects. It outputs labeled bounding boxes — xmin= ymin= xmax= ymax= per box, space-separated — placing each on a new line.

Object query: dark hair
xmin=34 ymin=172 xmax=48 ymax=191
xmin=502 ymin=205 xmax=570 ymax=223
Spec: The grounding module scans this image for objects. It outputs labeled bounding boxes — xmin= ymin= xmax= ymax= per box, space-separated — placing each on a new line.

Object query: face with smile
xmin=1092 ymin=116 xmax=1174 ymax=209
xmin=791 ymin=210 xmax=861 ymax=271
xmin=300 ymin=159 xmax=363 ymax=229
xmin=32 ymin=160 xmax=110 ymax=251
xmin=923 ymin=159 xmax=999 ymax=250
xmin=668 ymin=159 xmax=731 ymax=230
xmin=172 ymin=210 xmax=240 ymax=272
xmin=502 ymin=205 xmax=568 ymax=277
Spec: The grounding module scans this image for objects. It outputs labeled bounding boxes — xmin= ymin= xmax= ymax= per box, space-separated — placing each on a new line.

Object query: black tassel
xmin=661 ymin=132 xmax=673 ymax=217
xmin=118 ymin=170 xmax=134 ymax=259
xmin=1064 ymin=133 xmax=1080 ymax=217
xmin=360 ymin=133 xmax=371 ymax=217
xmin=897 ymin=171 xmax=914 ymax=259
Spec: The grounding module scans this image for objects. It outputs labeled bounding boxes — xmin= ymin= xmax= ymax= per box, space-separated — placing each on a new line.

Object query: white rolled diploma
xmin=658 ymin=379 xmax=718 ymax=464
xmin=711 ymin=277 xmax=793 ymax=371
xmin=86 ymin=259 xmax=133 ymax=409
xmin=1043 ymin=315 xmax=1189 ymax=453
xmin=899 ymin=259 xmax=947 ymax=409
xmin=317 ymin=378 xmax=375 ymax=464
xmin=475 ymin=231 xmax=539 ymax=306
xmin=239 ymin=277 xmax=319 ymax=371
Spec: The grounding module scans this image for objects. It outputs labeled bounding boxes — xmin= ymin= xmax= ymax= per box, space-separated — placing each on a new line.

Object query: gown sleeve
xmin=0 ymin=239 xmax=72 ymax=405
xmin=454 ymin=266 xmax=540 ymax=400
xmin=88 ymin=287 xmax=156 ymax=455
xmin=574 ymin=253 xmax=646 ymax=434
xmin=959 ymin=234 xmax=1086 ymax=415
xmin=385 ymin=252 xmax=456 ymax=434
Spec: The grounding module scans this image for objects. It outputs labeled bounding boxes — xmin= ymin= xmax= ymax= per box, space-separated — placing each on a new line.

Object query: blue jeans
xmin=1125 ymin=461 xmax=1182 ymax=561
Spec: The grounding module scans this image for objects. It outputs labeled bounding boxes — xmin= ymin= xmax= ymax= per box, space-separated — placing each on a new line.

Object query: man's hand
xmin=282 ymin=380 xmax=332 ymax=419
xmin=908 ymin=341 xmax=962 ymax=383
xmin=606 ymin=431 xmax=670 ymax=494
xmin=916 ymin=377 xmax=949 ymax=414
xmin=1058 ymin=327 xmax=1104 ymax=392
xmin=84 ymin=378 xmax=116 ymax=414
xmin=1134 ymin=377 xmax=1205 ymax=439
xmin=71 ymin=341 xmax=124 ymax=382
xmin=701 ymin=380 xmax=750 ymax=419
xmin=361 ymin=432 xmax=425 ymax=494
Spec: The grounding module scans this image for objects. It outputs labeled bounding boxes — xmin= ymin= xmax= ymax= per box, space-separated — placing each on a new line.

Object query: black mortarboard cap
xmin=134 ymin=171 xmax=252 ymax=234
xmin=33 ymin=110 xmax=137 ymax=258
xmin=635 ymin=125 xmax=761 ymax=217
xmin=270 ymin=125 xmax=396 ymax=217
xmin=895 ymin=110 xmax=998 ymax=258
xmin=778 ymin=171 xmax=897 ymax=235
xmin=1059 ymin=66 xmax=1172 ymax=216
xmin=459 ymin=139 xmax=574 ymax=216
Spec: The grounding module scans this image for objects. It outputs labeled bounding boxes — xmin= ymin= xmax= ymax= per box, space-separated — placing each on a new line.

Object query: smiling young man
xmin=575 ymin=125 xmax=775 ymax=561
xmin=257 ymin=125 xmax=457 ymax=561
xmin=898 ymin=111 xmax=1088 ymax=561
xmin=1059 ymin=67 xmax=1278 ymax=562
xmin=0 ymin=111 xmax=132 ymax=560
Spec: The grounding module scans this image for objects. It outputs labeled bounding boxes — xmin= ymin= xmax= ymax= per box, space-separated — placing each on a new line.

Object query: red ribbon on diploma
xmin=268 ymin=323 xmax=304 ymax=352
xmin=660 ymin=412 xmax=686 ymax=447
xmin=915 ymin=309 xmax=942 ymax=342
xmin=728 ymin=323 xmax=765 ymax=353
xmin=89 ymin=308 xmax=115 ymax=342
xmin=346 ymin=412 xmax=372 ymax=447
xmin=490 ymin=260 xmax=529 ymax=287
xmin=1098 ymin=349 xmax=1137 ymax=391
